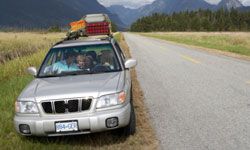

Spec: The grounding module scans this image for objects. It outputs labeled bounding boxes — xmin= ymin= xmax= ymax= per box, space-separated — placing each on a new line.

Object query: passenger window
xmin=115 ymin=42 xmax=126 ymax=61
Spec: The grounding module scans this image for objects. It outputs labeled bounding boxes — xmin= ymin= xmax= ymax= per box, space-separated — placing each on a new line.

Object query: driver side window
xmin=43 ymin=51 xmax=63 ymax=75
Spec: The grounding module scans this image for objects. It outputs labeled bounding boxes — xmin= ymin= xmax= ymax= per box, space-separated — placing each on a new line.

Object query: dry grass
xmin=0 ymin=32 xmax=65 ymax=63
xmin=141 ymin=32 xmax=250 ymax=58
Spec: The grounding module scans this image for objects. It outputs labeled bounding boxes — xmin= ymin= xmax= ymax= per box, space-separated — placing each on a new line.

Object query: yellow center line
xmin=181 ymin=55 xmax=201 ymax=64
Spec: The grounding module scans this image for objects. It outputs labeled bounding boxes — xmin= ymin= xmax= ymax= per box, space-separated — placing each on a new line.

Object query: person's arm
xmin=52 ymin=62 xmax=61 ymax=74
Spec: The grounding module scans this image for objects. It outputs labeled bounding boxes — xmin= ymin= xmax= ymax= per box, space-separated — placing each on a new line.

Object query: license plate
xmin=55 ymin=121 xmax=78 ymax=133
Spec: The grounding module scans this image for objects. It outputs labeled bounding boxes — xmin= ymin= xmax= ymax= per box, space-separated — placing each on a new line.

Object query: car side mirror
xmin=27 ymin=67 xmax=37 ymax=76
xmin=125 ymin=59 xmax=137 ymax=69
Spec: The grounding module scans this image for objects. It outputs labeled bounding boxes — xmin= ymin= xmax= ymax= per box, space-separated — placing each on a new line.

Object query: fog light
xmin=19 ymin=124 xmax=31 ymax=134
xmin=106 ymin=117 xmax=118 ymax=128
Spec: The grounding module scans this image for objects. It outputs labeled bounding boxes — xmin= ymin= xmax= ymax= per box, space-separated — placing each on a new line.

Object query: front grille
xmin=42 ymin=102 xmax=53 ymax=113
xmin=68 ymin=100 xmax=79 ymax=112
xmin=42 ymin=98 xmax=92 ymax=114
xmin=82 ymin=98 xmax=92 ymax=110
xmin=54 ymin=101 xmax=66 ymax=113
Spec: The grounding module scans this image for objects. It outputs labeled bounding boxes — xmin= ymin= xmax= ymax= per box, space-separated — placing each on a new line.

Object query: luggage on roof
xmin=67 ymin=13 xmax=112 ymax=40
xmin=70 ymin=20 xmax=86 ymax=33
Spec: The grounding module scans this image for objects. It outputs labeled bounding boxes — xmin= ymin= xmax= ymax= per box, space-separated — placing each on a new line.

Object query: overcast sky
xmin=97 ymin=0 xmax=250 ymax=9
xmin=98 ymin=0 xmax=155 ymax=8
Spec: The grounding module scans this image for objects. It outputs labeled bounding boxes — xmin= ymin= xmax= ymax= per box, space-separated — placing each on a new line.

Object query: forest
xmin=130 ymin=9 xmax=250 ymax=32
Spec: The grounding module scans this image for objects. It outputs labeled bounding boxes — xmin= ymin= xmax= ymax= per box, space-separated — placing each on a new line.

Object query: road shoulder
xmin=139 ymin=33 xmax=250 ymax=62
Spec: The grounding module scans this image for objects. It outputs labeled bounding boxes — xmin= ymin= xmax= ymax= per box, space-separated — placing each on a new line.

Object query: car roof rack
xmin=66 ymin=14 xmax=112 ymax=39
xmin=53 ymin=13 xmax=114 ymax=46
xmin=53 ymin=33 xmax=114 ymax=47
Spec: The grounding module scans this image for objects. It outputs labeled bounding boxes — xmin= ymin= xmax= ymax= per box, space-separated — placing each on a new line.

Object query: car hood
xmin=18 ymin=72 xmax=124 ymax=102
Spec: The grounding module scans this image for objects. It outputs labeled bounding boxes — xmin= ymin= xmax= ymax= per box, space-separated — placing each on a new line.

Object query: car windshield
xmin=38 ymin=43 xmax=121 ymax=78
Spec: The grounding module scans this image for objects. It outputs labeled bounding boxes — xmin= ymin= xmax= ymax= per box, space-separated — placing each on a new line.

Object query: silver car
xmin=14 ymin=37 xmax=137 ymax=137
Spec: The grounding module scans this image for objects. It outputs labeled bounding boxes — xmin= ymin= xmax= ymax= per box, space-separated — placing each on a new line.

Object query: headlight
xmin=15 ymin=101 xmax=39 ymax=114
xmin=96 ymin=91 xmax=126 ymax=109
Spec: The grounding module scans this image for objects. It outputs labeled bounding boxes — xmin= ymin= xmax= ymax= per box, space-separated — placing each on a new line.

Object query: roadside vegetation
xmin=0 ymin=32 xmax=64 ymax=63
xmin=141 ymin=32 xmax=250 ymax=57
xmin=0 ymin=32 xmax=158 ymax=149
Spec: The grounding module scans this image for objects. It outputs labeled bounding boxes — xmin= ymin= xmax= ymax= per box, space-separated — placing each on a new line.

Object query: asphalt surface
xmin=124 ymin=33 xmax=250 ymax=150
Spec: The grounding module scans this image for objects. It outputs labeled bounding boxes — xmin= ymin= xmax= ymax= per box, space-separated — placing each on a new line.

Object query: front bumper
xmin=14 ymin=103 xmax=131 ymax=136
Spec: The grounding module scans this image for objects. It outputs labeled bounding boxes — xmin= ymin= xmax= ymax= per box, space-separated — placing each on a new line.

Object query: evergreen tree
xmin=130 ymin=9 xmax=250 ymax=32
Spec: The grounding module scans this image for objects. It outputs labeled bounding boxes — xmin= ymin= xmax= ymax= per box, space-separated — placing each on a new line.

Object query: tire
xmin=113 ymin=85 xmax=136 ymax=136
xmin=123 ymin=103 xmax=136 ymax=136
xmin=123 ymin=83 xmax=136 ymax=136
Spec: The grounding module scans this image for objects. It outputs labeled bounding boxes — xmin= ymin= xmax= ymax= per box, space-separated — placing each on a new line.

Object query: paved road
xmin=124 ymin=33 xmax=250 ymax=150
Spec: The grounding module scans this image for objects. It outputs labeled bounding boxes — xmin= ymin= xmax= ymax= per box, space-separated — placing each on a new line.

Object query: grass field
xmin=0 ymin=32 xmax=64 ymax=63
xmin=0 ymin=32 xmax=158 ymax=149
xmin=141 ymin=32 xmax=250 ymax=57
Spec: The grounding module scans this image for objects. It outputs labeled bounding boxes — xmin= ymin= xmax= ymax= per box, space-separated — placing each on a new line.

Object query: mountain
xmin=237 ymin=6 xmax=250 ymax=12
xmin=217 ymin=0 xmax=243 ymax=10
xmin=107 ymin=0 xmax=250 ymax=27
xmin=137 ymin=0 xmax=214 ymax=16
xmin=0 ymin=0 xmax=125 ymax=30
xmin=108 ymin=5 xmax=138 ymax=26
xmin=108 ymin=0 xmax=214 ymax=26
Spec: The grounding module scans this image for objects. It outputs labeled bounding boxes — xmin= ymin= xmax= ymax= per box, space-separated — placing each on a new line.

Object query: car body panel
xmin=18 ymin=72 xmax=124 ymax=102
xmin=14 ymin=103 xmax=131 ymax=136
xmin=14 ymin=37 xmax=135 ymax=136
xmin=53 ymin=39 xmax=110 ymax=49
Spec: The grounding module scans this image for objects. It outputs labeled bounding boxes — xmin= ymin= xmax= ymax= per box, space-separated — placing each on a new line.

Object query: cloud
xmin=241 ymin=0 xmax=250 ymax=5
xmin=97 ymin=0 xmax=155 ymax=9
xmin=204 ymin=0 xmax=220 ymax=4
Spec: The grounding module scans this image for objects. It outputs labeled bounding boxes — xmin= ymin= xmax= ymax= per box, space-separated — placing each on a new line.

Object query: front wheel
xmin=123 ymin=103 xmax=136 ymax=136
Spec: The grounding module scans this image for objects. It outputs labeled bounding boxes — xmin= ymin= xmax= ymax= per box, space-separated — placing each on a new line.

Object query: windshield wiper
xmin=58 ymin=70 xmax=94 ymax=76
xmin=38 ymin=70 xmax=120 ymax=78
xmin=37 ymin=72 xmax=79 ymax=78
xmin=38 ymin=75 xmax=61 ymax=78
